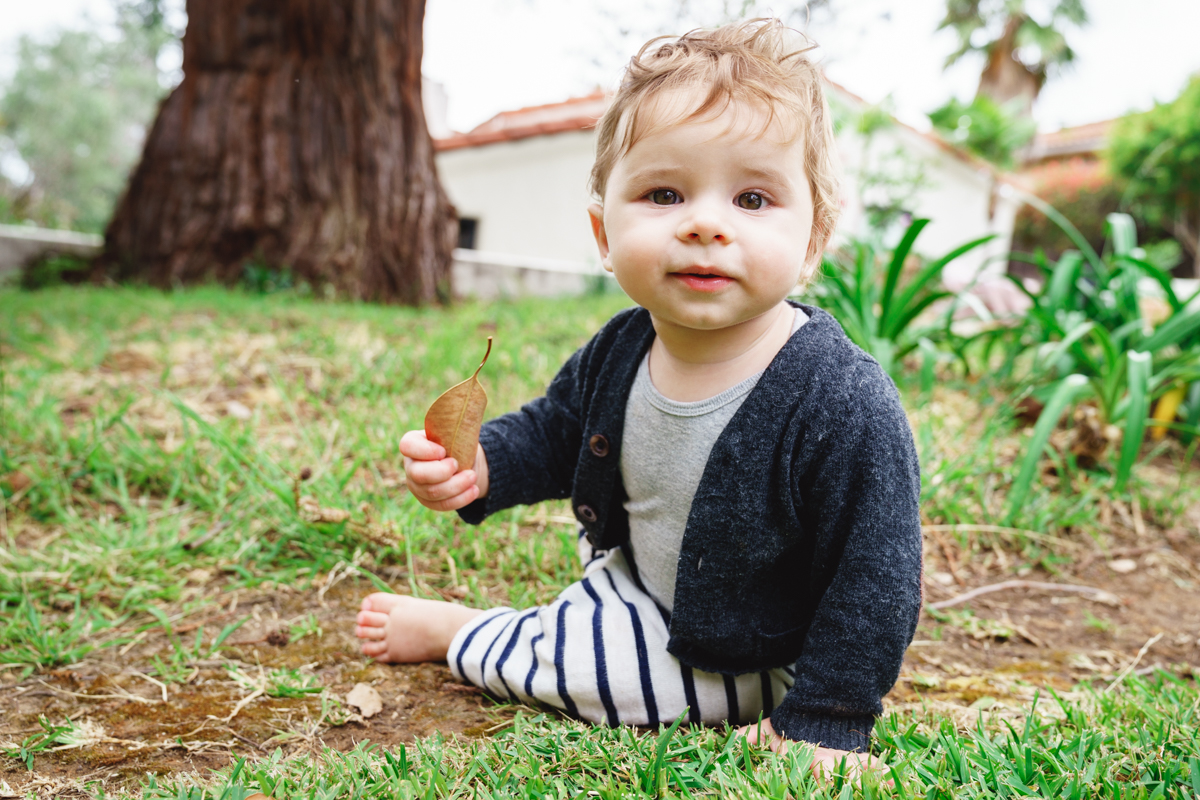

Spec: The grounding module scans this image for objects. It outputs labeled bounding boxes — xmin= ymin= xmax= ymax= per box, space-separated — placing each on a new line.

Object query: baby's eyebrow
xmin=624 ymin=167 xmax=681 ymax=185
xmin=739 ymin=166 xmax=795 ymax=189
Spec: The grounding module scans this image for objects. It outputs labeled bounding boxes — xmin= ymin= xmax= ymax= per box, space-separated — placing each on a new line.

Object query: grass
xmin=134 ymin=674 xmax=1200 ymax=799
xmin=2 ymin=284 xmax=1199 ymax=797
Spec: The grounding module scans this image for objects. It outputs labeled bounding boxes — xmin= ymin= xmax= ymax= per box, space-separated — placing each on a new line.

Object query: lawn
xmin=1 ymin=285 xmax=1198 ymax=799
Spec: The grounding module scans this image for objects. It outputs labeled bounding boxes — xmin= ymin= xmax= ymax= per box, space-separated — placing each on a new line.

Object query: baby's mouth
xmin=671 ymin=269 xmax=733 ymax=291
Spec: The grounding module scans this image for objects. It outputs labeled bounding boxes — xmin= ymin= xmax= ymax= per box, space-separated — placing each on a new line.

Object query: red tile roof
xmin=1025 ymin=119 xmax=1115 ymax=162
xmin=434 ymin=91 xmax=609 ymax=152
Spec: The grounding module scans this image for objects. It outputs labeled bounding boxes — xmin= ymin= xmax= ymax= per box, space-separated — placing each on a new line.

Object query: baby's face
xmin=590 ymin=91 xmax=814 ymax=335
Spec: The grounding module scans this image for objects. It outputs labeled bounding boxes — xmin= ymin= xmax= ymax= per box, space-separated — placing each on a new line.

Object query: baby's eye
xmin=648 ymin=189 xmax=680 ymax=205
xmin=737 ymin=192 xmax=764 ymax=210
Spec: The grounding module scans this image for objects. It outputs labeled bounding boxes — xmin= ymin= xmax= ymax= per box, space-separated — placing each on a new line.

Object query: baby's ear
xmin=588 ymin=203 xmax=613 ymax=272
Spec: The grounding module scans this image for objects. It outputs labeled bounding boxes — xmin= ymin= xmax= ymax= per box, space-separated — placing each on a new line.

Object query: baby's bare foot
xmin=354 ymin=593 xmax=483 ymax=663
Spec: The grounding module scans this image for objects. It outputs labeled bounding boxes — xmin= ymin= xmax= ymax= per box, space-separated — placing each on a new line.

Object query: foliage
xmin=1002 ymin=210 xmax=1200 ymax=505
xmin=928 ymin=94 xmax=1036 ymax=169
xmin=1108 ymin=75 xmax=1200 ymax=275
xmin=0 ymin=4 xmax=176 ymax=232
xmin=938 ymin=0 xmax=1089 ymax=89
xmin=805 ymin=218 xmax=993 ymax=376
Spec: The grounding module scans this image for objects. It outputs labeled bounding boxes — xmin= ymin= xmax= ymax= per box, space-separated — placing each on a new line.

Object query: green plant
xmin=1109 ymin=75 xmax=1200 ymax=277
xmin=928 ymin=95 xmax=1036 ymax=169
xmin=19 ymin=253 xmax=91 ymax=290
xmin=0 ymin=596 xmax=116 ymax=672
xmin=1003 ymin=210 xmax=1200 ymax=511
xmin=806 ymin=218 xmax=994 ymax=375
xmin=1 ymin=716 xmax=79 ymax=770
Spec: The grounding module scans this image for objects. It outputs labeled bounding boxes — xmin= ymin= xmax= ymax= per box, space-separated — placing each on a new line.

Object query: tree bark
xmin=97 ymin=0 xmax=457 ymax=304
xmin=976 ymin=15 xmax=1041 ymax=117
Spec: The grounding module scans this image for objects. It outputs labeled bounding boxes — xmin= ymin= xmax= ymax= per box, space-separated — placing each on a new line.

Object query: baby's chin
xmin=648 ymin=303 xmax=789 ymax=334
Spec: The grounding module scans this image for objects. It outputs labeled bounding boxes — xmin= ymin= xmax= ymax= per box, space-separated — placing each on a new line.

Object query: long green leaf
xmin=1006 ymin=375 xmax=1090 ymax=523
xmin=1015 ymin=190 xmax=1106 ymax=277
xmin=883 ymin=235 xmax=995 ymax=338
xmin=1115 ymin=351 xmax=1152 ymax=493
xmin=1183 ymin=382 xmax=1200 ymax=446
xmin=1141 ymin=308 xmax=1200 ymax=351
xmin=1045 ymin=251 xmax=1084 ymax=312
xmin=1105 ymin=213 xmax=1138 ymax=257
xmin=879 ymin=219 xmax=930 ymax=323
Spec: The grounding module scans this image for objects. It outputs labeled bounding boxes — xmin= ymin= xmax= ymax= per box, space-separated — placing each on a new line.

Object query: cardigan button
xmin=588 ymin=434 xmax=610 ymax=457
xmin=576 ymin=504 xmax=598 ymax=523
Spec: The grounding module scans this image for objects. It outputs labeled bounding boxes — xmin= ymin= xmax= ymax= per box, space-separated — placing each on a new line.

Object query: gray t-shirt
xmin=622 ymin=308 xmax=808 ymax=611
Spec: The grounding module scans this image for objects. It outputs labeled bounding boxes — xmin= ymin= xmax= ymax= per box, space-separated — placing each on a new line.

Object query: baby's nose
xmin=679 ymin=204 xmax=734 ymax=244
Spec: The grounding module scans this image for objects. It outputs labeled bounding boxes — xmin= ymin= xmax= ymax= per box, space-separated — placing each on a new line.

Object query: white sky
xmin=3 ymin=0 xmax=1198 ymax=135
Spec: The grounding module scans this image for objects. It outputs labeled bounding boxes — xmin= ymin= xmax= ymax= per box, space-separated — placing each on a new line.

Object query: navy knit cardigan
xmin=458 ymin=303 xmax=922 ymax=751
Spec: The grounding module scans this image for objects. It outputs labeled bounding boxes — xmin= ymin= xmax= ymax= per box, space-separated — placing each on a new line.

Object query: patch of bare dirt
xmin=0 ymin=580 xmax=518 ymax=797
xmin=889 ymin=509 xmax=1200 ymax=721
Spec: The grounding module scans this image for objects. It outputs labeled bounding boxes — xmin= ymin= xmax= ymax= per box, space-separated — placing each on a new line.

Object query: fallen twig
xmin=223 ymin=688 xmax=264 ymax=722
xmin=225 ymin=729 xmax=266 ymax=752
xmin=927 ymin=580 xmax=1120 ymax=611
xmin=182 ymin=521 xmax=228 ymax=551
xmin=922 ymin=524 xmax=1086 ymax=551
xmin=1105 ymin=632 xmax=1164 ymax=694
xmin=37 ymin=680 xmax=156 ymax=705
xmin=926 ymin=527 xmax=967 ymax=588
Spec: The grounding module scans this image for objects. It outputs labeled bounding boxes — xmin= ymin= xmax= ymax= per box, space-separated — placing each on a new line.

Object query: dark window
xmin=457 ymin=217 xmax=478 ymax=250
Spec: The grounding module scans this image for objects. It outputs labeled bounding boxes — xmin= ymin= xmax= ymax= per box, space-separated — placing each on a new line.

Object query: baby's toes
xmin=357 ymin=609 xmax=390 ymax=628
xmin=361 ymin=639 xmax=388 ymax=657
xmin=355 ymin=623 xmax=386 ymax=640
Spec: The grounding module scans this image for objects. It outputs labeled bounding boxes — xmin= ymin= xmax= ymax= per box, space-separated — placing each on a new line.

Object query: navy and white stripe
xmin=448 ymin=537 xmax=794 ymax=727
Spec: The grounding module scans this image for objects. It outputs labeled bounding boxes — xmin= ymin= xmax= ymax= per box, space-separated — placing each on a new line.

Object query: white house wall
xmin=436 ymin=131 xmax=601 ymax=268
xmin=835 ymin=125 xmax=1018 ymax=286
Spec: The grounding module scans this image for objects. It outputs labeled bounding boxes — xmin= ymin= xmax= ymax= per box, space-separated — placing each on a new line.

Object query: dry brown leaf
xmin=245 ymin=794 xmax=276 ymax=800
xmin=298 ymin=495 xmax=351 ymax=524
xmin=346 ymin=682 xmax=383 ymax=717
xmin=425 ymin=337 xmax=492 ymax=471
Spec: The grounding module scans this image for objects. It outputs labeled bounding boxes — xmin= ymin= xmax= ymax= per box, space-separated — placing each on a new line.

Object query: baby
xmin=355 ymin=18 xmax=922 ymax=777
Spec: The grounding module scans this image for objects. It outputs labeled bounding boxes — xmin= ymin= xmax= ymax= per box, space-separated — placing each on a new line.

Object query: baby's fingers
xmin=399 ymin=429 xmax=447 ymax=461
xmin=418 ymin=481 xmax=480 ymax=512
xmin=403 ymin=456 xmax=461 ymax=487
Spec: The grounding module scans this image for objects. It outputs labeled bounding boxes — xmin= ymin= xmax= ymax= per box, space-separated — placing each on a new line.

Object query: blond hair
xmin=589 ymin=18 xmax=840 ymax=268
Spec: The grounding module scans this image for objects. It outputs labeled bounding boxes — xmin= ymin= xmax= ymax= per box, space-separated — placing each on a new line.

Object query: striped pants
xmin=447 ymin=534 xmax=795 ymax=728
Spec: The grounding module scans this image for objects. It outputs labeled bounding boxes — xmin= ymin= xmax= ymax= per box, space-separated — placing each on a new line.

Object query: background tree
xmin=98 ymin=0 xmax=457 ymax=305
xmin=927 ymin=94 xmax=1035 ymax=168
xmin=1109 ymin=76 xmax=1200 ymax=278
xmin=0 ymin=4 xmax=170 ymax=232
xmin=938 ymin=0 xmax=1088 ymax=117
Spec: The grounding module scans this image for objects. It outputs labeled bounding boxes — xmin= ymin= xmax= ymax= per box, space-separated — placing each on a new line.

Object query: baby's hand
xmin=399 ymin=430 xmax=488 ymax=512
xmin=735 ymin=719 xmax=891 ymax=786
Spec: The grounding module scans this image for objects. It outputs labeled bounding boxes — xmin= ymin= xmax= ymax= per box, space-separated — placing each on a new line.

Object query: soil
xmin=3 ymin=514 xmax=1199 ymax=798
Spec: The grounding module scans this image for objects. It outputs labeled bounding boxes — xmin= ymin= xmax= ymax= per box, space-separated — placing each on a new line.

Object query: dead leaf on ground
xmin=425 ymin=337 xmax=492 ymax=471
xmin=3 ymin=471 xmax=31 ymax=492
xmin=346 ymin=683 xmax=383 ymax=718
xmin=298 ymin=496 xmax=351 ymax=524
xmin=102 ymin=347 xmax=159 ymax=373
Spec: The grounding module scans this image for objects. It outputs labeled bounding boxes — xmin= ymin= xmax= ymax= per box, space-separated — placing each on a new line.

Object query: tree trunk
xmin=976 ymin=15 xmax=1041 ymax=117
xmin=97 ymin=0 xmax=457 ymax=304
